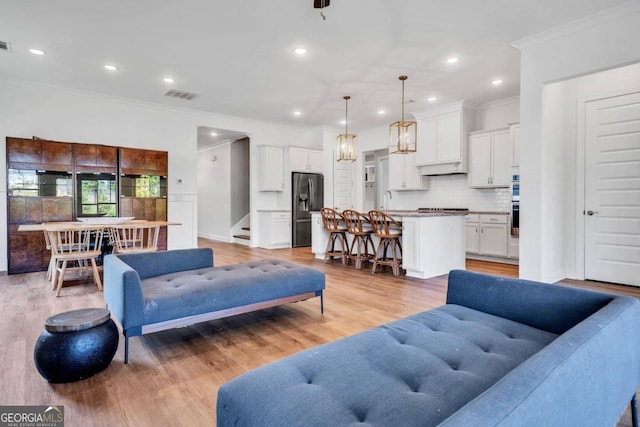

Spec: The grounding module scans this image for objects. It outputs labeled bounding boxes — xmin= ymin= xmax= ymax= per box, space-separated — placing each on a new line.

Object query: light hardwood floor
xmin=0 ymin=238 xmax=637 ymax=426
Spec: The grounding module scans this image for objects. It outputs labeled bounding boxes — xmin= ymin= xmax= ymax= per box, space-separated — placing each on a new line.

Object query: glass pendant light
xmin=389 ymin=75 xmax=417 ymax=154
xmin=336 ymin=95 xmax=357 ymax=162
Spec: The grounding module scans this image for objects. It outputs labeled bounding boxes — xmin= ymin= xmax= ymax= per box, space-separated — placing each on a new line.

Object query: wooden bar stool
xmin=320 ymin=208 xmax=349 ymax=265
xmin=342 ymin=209 xmax=375 ymax=270
xmin=368 ymin=210 xmax=403 ymax=276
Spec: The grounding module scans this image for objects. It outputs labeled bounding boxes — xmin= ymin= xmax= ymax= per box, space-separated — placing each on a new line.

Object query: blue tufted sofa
xmin=103 ymin=248 xmax=325 ymax=364
xmin=217 ymin=270 xmax=640 ymax=427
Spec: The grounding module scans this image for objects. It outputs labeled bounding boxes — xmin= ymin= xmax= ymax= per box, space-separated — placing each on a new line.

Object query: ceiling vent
xmin=163 ymin=88 xmax=200 ymax=101
xmin=0 ymin=41 xmax=11 ymax=52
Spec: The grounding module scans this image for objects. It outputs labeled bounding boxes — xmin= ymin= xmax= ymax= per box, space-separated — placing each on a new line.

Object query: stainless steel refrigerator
xmin=292 ymin=172 xmax=324 ymax=247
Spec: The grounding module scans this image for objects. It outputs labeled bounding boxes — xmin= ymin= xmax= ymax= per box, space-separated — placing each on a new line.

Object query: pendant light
xmin=389 ymin=75 xmax=417 ymax=154
xmin=336 ymin=95 xmax=357 ymax=162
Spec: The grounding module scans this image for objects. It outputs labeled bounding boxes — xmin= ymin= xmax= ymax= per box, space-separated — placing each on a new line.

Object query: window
xmin=77 ymin=174 xmax=117 ymax=216
xmin=8 ymin=169 xmax=72 ymax=197
xmin=121 ymin=175 xmax=167 ymax=198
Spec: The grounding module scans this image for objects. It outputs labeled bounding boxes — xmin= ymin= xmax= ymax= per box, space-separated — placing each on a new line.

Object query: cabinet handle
xmin=481 ymin=228 xmax=484 ymax=233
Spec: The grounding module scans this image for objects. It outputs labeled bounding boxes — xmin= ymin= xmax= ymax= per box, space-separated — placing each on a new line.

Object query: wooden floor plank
xmin=0 ymin=239 xmax=636 ymax=426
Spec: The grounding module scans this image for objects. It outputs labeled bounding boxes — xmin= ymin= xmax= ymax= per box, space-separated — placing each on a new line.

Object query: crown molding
xmin=512 ymin=1 xmax=640 ymax=50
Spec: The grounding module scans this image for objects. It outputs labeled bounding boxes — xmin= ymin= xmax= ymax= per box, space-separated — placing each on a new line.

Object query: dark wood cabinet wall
xmin=6 ymin=137 xmax=169 ymax=274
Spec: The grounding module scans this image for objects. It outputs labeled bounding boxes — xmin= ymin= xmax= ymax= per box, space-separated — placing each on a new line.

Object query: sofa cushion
xmin=140 ymin=259 xmax=325 ymax=325
xmin=217 ymin=304 xmax=558 ymax=427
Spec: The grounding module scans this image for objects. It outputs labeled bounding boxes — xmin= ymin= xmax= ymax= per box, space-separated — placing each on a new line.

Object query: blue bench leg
xmin=632 ymin=393 xmax=638 ymax=427
xmin=321 ymin=292 xmax=324 ymax=314
xmin=124 ymin=335 xmax=129 ymax=365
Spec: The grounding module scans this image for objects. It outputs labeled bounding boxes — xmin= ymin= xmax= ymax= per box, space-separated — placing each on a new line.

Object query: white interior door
xmin=378 ymin=157 xmax=389 ymax=210
xmin=333 ymin=160 xmax=353 ymax=210
xmin=585 ymin=92 xmax=640 ymax=286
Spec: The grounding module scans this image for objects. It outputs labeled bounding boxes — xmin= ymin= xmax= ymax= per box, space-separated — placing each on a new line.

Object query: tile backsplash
xmin=391 ymin=174 xmax=512 ymax=212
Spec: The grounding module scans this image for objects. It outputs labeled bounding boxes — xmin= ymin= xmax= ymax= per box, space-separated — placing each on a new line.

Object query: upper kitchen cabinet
xmin=75 ymin=143 xmax=117 ymax=173
xmin=413 ymin=101 xmax=476 ymax=175
xmin=468 ymin=128 xmax=511 ymax=188
xmin=389 ymin=152 xmax=429 ymax=191
xmin=258 ymin=145 xmax=284 ymax=191
xmin=7 ymin=137 xmax=73 ymax=172
xmin=119 ymin=147 xmax=168 ymax=176
xmin=289 ymin=147 xmax=323 ymax=173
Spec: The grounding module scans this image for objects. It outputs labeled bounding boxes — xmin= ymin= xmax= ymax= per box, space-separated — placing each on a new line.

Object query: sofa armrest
xmin=103 ymin=254 xmax=145 ymax=334
xmin=112 ymin=248 xmax=214 ymax=279
xmin=446 ymin=270 xmax=613 ymax=334
xmin=441 ymin=295 xmax=640 ymax=426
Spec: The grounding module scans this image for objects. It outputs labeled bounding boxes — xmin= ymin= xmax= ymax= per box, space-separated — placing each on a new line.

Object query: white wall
xmin=515 ymin=1 xmax=640 ymax=282
xmin=474 ymin=97 xmax=520 ymax=130
xmin=0 ymin=78 xmax=317 ymax=270
xmin=197 ymin=143 xmax=231 ymax=241
xmin=230 ymin=138 xmax=250 ymax=225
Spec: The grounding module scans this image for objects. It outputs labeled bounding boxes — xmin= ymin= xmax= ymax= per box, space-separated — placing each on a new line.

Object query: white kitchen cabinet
xmin=508 ymin=235 xmax=519 ymax=259
xmin=289 ymin=147 xmax=323 ymax=173
xmin=468 ymin=128 xmax=511 ymax=188
xmin=258 ymin=210 xmax=291 ymax=249
xmin=510 ymin=122 xmax=520 ymax=168
xmin=401 ymin=215 xmax=466 ymax=279
xmin=465 ymin=214 xmax=508 ymax=257
xmin=311 ymin=212 xmax=328 ymax=259
xmin=258 ymin=146 xmax=284 ymax=191
xmin=413 ymin=100 xmax=476 ymax=175
xmin=389 ymin=152 xmax=428 ymax=191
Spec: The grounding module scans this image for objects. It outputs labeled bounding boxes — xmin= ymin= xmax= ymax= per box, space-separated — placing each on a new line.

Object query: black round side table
xmin=34 ymin=308 xmax=119 ymax=383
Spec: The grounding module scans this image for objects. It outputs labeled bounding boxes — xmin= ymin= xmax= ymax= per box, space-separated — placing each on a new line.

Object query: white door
xmin=585 ymin=92 xmax=640 ymax=286
xmin=378 ymin=157 xmax=390 ymax=209
xmin=333 ymin=159 xmax=353 ymax=210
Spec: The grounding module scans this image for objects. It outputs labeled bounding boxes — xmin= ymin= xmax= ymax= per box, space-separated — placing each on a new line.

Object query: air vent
xmin=0 ymin=41 xmax=11 ymax=52
xmin=163 ymin=88 xmax=200 ymax=101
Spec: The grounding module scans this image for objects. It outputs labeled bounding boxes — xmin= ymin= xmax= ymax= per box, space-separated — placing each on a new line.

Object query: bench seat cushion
xmin=141 ymin=259 xmax=325 ymax=325
xmin=217 ymin=304 xmax=558 ymax=427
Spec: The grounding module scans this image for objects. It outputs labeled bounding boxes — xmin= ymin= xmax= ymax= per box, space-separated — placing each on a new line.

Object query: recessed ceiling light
xmin=210 ymin=132 xmax=218 ymax=137
xmin=340 ymin=120 xmax=347 ymax=125
xmin=446 ymin=57 xmax=459 ymax=64
xmin=163 ymin=77 xmax=175 ymax=84
xmin=428 ymin=97 xmax=437 ymax=102
xmin=293 ymin=111 xmax=302 ymax=116
xmin=29 ymin=48 xmax=46 ymax=55
xmin=294 ymin=48 xmax=307 ymax=55
xmin=104 ymin=64 xmax=118 ymax=71
xmin=377 ymin=110 xmax=386 ymax=115
xmin=492 ymin=79 xmax=503 ymax=86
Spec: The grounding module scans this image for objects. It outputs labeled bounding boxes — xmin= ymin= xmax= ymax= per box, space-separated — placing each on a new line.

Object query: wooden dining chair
xmin=368 ymin=210 xmax=403 ymax=276
xmin=109 ymin=223 xmax=160 ymax=254
xmin=320 ymin=208 xmax=349 ymax=265
xmin=46 ymin=225 xmax=105 ymax=297
xmin=342 ymin=209 xmax=375 ymax=270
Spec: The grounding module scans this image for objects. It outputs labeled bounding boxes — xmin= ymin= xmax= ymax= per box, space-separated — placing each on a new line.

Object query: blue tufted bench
xmin=103 ymin=248 xmax=325 ymax=364
xmin=217 ymin=270 xmax=640 ymax=427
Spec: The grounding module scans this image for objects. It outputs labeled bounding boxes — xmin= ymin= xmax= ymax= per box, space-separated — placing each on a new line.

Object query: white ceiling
xmin=0 ymin=0 xmax=630 ymax=131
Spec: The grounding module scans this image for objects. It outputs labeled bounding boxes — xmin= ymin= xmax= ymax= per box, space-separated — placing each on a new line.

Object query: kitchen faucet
xmin=383 ymin=190 xmax=392 ymax=212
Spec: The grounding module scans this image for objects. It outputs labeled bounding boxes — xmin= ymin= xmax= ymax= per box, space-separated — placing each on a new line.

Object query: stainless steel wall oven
xmin=511 ymin=174 xmax=519 ymax=236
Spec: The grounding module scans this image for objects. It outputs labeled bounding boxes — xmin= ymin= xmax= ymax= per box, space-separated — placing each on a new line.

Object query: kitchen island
xmin=311 ymin=209 xmax=467 ymax=279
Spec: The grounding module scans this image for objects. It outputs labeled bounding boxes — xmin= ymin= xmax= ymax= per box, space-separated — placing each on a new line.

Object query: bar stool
xmin=368 ymin=210 xmax=403 ymax=276
xmin=342 ymin=209 xmax=375 ymax=270
xmin=320 ymin=208 xmax=349 ymax=265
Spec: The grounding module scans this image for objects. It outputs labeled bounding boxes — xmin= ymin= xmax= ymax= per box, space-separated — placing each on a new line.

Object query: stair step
xmin=241 ymin=227 xmax=251 ymax=231
xmin=234 ymin=234 xmax=250 ymax=241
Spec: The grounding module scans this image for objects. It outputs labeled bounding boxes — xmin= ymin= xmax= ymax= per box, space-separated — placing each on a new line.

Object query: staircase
xmin=231 ymin=214 xmax=251 ymax=246
xmin=233 ymin=226 xmax=251 ymax=243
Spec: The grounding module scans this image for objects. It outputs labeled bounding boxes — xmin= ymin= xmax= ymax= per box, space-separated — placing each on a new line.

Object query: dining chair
xmin=109 ymin=223 xmax=160 ymax=254
xmin=46 ymin=225 xmax=105 ymax=297
xmin=368 ymin=210 xmax=403 ymax=276
xmin=320 ymin=208 xmax=349 ymax=265
xmin=342 ymin=209 xmax=375 ymax=270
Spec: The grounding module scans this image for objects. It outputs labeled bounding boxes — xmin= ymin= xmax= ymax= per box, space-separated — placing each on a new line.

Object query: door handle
xmin=586 ymin=210 xmax=599 ymax=216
